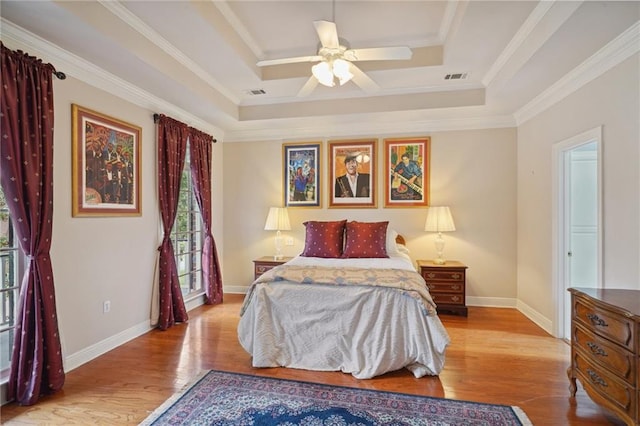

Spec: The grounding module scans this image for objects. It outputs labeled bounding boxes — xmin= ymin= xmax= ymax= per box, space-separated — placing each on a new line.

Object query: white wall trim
xmin=515 ymin=21 xmax=640 ymax=125
xmin=0 ymin=18 xmax=225 ymax=138
xmin=516 ymin=299 xmax=554 ymax=335
xmin=63 ymin=321 xmax=152 ymax=373
xmin=466 ymin=296 xmax=517 ymax=308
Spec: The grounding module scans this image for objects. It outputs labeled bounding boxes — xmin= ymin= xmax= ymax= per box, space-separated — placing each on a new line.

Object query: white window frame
xmin=171 ymin=143 xmax=204 ymax=301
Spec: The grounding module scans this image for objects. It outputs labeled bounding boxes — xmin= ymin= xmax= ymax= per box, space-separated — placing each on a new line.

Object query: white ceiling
xmin=1 ymin=1 xmax=638 ymax=141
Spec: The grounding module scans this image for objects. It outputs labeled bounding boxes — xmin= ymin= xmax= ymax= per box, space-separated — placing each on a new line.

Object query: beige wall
xmin=222 ymin=128 xmax=518 ymax=307
xmin=49 ymin=77 xmax=225 ymax=368
xmin=517 ymin=54 xmax=640 ymax=324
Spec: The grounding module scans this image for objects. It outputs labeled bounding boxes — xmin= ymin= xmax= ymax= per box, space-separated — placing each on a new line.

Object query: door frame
xmin=551 ymin=126 xmax=603 ymax=339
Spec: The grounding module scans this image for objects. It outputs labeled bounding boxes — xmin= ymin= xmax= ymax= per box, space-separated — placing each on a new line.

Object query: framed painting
xmin=384 ymin=137 xmax=430 ymax=208
xmin=71 ymin=104 xmax=142 ymax=217
xmin=283 ymin=142 xmax=321 ymax=207
xmin=329 ymin=139 xmax=377 ymax=208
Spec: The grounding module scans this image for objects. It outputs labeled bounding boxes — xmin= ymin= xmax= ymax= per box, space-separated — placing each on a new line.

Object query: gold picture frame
xmin=72 ymin=104 xmax=141 ymax=217
xmin=328 ymin=139 xmax=377 ymax=208
xmin=384 ymin=137 xmax=430 ymax=208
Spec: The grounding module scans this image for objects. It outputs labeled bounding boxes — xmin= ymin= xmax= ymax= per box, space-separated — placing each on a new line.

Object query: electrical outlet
xmin=103 ymin=300 xmax=111 ymax=313
xmin=285 ymin=237 xmax=294 ymax=246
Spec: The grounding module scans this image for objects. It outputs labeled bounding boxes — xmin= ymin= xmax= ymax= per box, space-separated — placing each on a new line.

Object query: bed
xmin=238 ymin=220 xmax=450 ymax=379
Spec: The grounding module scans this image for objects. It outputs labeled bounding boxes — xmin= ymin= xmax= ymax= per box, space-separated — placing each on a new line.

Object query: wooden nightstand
xmin=253 ymin=256 xmax=293 ymax=280
xmin=416 ymin=260 xmax=468 ymax=316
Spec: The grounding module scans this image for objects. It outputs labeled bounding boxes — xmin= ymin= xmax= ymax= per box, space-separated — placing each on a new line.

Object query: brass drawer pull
xmin=451 ymin=273 xmax=461 ymax=279
xmin=586 ymin=342 xmax=607 ymax=357
xmin=450 ymin=285 xmax=460 ymax=291
xmin=586 ymin=369 xmax=608 ymax=387
xmin=586 ymin=313 xmax=608 ymax=328
xmin=427 ymin=273 xmax=436 ymax=279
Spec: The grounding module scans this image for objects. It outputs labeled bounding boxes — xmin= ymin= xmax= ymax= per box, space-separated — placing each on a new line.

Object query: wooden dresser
xmin=416 ymin=260 xmax=468 ymax=316
xmin=567 ymin=287 xmax=640 ymax=426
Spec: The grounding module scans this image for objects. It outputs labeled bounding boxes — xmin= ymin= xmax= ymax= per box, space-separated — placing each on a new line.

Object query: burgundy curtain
xmin=156 ymin=115 xmax=189 ymax=330
xmin=0 ymin=43 xmax=65 ymax=405
xmin=188 ymin=128 xmax=223 ymax=305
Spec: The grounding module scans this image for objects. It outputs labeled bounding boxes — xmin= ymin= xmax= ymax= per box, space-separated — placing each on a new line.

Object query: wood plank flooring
xmin=1 ymin=294 xmax=624 ymax=425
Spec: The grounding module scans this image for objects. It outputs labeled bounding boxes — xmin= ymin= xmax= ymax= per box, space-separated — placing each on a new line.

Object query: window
xmin=0 ymin=185 xmax=21 ymax=380
xmin=171 ymin=144 xmax=203 ymax=299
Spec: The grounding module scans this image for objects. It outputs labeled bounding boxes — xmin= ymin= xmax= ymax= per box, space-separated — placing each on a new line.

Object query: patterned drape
xmin=0 ymin=43 xmax=65 ymax=405
xmin=189 ymin=128 xmax=223 ymax=305
xmin=156 ymin=115 xmax=189 ymax=330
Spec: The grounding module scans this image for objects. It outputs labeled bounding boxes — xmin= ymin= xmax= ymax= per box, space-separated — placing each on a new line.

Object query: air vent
xmin=246 ymin=89 xmax=266 ymax=95
xmin=444 ymin=73 xmax=468 ymax=80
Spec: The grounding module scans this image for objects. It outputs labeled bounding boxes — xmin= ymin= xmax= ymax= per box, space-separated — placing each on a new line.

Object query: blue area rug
xmin=140 ymin=370 xmax=532 ymax=425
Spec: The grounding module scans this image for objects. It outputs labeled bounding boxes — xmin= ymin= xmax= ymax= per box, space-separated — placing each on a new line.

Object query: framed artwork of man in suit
xmin=329 ymin=139 xmax=376 ymax=208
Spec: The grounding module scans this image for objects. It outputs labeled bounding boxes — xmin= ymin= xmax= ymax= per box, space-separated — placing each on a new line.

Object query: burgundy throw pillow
xmin=342 ymin=221 xmax=389 ymax=258
xmin=301 ymin=220 xmax=347 ymax=258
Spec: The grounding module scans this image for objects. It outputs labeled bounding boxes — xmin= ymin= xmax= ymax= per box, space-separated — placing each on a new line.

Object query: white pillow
xmin=386 ymin=228 xmax=400 ymax=256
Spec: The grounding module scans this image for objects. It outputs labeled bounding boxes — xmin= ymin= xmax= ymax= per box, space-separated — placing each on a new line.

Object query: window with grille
xmin=171 ymin=144 xmax=203 ymax=298
xmin=0 ymin=185 xmax=22 ymax=381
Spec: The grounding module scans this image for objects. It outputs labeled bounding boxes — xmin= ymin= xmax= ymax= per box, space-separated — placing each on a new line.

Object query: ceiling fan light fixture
xmin=332 ymin=58 xmax=353 ymax=85
xmin=312 ymin=61 xmax=335 ymax=87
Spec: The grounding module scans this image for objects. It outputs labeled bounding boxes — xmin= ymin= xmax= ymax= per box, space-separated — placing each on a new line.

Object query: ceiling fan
xmin=256 ymin=20 xmax=412 ymax=97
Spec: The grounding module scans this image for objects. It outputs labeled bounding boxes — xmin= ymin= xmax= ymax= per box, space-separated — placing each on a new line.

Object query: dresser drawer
xmin=574 ymin=351 xmax=636 ymax=423
xmin=574 ymin=297 xmax=636 ymax=352
xmin=573 ymin=323 xmax=635 ymax=385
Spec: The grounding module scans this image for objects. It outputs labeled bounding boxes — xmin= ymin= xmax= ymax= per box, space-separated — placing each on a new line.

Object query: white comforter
xmin=237 ymin=254 xmax=450 ymax=379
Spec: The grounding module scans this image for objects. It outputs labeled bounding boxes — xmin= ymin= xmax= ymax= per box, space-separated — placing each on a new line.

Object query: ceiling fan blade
xmin=344 ymin=46 xmax=412 ymax=62
xmin=257 ymin=55 xmax=322 ymax=67
xmin=349 ymin=64 xmax=379 ymax=94
xmin=313 ymin=20 xmax=339 ymax=48
xmin=297 ymin=76 xmax=319 ymax=97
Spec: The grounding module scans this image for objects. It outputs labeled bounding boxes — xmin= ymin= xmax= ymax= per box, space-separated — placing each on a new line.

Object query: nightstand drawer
xmin=425 ymin=281 xmax=464 ymax=294
xmin=421 ymin=270 xmax=465 ymax=282
xmin=253 ymin=256 xmax=292 ymax=280
xmin=431 ymin=293 xmax=465 ymax=306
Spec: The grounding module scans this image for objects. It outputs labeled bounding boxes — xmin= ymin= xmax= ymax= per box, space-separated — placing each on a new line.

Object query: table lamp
xmin=424 ymin=206 xmax=456 ymax=265
xmin=264 ymin=207 xmax=291 ymax=260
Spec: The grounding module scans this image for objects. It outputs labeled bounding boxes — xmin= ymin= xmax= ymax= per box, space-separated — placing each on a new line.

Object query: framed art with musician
xmin=283 ymin=142 xmax=321 ymax=208
xmin=71 ymin=104 xmax=141 ymax=217
xmin=329 ymin=139 xmax=376 ymax=208
xmin=384 ymin=137 xmax=430 ymax=208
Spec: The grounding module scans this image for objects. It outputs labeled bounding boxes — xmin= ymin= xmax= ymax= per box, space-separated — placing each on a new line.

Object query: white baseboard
xmin=466 ymin=296 xmax=517 ymax=308
xmin=515 ymin=299 xmax=554 ymax=335
xmin=64 ymin=320 xmax=152 ymax=372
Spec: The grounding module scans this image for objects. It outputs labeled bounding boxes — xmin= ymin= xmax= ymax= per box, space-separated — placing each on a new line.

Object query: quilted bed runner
xmin=140 ymin=370 xmax=533 ymax=425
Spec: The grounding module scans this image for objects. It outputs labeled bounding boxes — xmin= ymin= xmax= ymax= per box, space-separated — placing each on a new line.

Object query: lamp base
xmin=433 ymin=258 xmax=446 ymax=265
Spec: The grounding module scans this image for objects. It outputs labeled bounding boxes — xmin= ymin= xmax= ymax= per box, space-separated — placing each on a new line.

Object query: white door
xmin=553 ymin=127 xmax=602 ymax=340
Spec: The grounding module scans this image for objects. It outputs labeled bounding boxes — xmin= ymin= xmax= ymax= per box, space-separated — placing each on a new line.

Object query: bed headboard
xmin=395 ymin=234 xmax=406 ymax=246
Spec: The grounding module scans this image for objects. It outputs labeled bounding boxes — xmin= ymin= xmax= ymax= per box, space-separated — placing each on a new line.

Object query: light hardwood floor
xmin=1 ymin=294 xmax=624 ymax=425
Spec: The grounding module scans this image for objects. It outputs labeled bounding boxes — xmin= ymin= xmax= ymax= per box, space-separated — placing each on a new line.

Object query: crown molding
xmin=514 ymin=20 xmax=640 ymax=125
xmin=0 ymin=18 xmax=224 ymax=138
xmin=223 ymin=115 xmax=516 ymax=143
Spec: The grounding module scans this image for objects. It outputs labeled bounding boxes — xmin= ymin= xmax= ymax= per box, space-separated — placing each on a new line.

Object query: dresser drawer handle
xmin=586 ymin=369 xmax=608 ymax=387
xmin=586 ymin=342 xmax=608 ymax=357
xmin=451 ymin=296 xmax=460 ymax=302
xmin=451 ymin=273 xmax=461 ymax=279
xmin=586 ymin=313 xmax=608 ymax=328
xmin=427 ymin=273 xmax=436 ymax=279
xmin=450 ymin=285 xmax=460 ymax=291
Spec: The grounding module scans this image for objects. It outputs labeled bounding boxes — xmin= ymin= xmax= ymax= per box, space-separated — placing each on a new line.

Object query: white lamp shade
xmin=312 ymin=61 xmax=335 ymax=87
xmin=264 ymin=207 xmax=291 ymax=231
xmin=424 ymin=206 xmax=456 ymax=232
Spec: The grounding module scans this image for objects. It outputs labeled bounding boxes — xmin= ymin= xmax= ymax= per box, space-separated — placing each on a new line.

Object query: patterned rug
xmin=140 ymin=370 xmax=533 ymax=425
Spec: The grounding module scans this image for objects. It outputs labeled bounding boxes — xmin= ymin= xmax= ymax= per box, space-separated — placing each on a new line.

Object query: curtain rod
xmin=153 ymin=113 xmax=217 ymax=143
xmin=54 ymin=71 xmax=66 ymax=80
